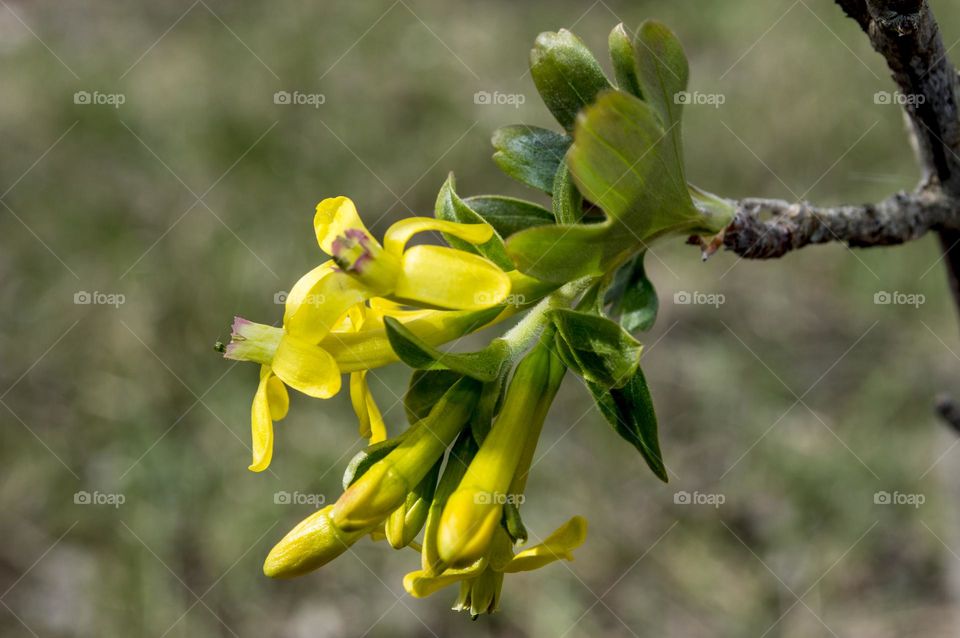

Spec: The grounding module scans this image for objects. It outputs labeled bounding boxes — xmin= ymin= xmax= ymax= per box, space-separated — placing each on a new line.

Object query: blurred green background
xmin=3 ymin=1 xmax=960 ymax=636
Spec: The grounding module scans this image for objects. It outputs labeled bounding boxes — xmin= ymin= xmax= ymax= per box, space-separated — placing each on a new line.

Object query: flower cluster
xmin=220 ymin=19 xmax=734 ymax=615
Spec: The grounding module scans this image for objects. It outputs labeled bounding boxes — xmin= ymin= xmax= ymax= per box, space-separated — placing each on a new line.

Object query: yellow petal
xmin=403 ymin=561 xmax=485 ymax=598
xmin=383 ymin=217 xmax=493 ymax=255
xmin=348 ymin=370 xmax=386 ymax=443
xmin=314 ymin=196 xmax=376 ymax=255
xmin=249 ymin=367 xmax=277 ymax=472
xmin=266 ymin=373 xmax=289 ymax=421
xmin=283 ymin=262 xmax=336 ymax=326
xmin=285 ymin=270 xmax=371 ymax=344
xmin=501 ymin=516 xmax=588 ymax=573
xmin=394 ymin=245 xmax=510 ymax=310
xmin=271 ymin=334 xmax=342 ymax=398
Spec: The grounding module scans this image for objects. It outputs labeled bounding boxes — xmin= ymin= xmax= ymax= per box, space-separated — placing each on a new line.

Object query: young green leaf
xmin=530 ymin=29 xmax=612 ymax=132
xmin=551 ymin=162 xmax=583 ymax=225
xmin=491 ymin=125 xmax=571 ymax=193
xmin=548 ymin=308 xmax=642 ymax=390
xmin=505 ymin=222 xmax=610 ymax=283
xmin=609 ymin=23 xmax=643 ymax=98
xmin=567 ymin=90 xmax=701 ymax=237
xmin=435 ymin=173 xmax=513 ymax=270
xmin=384 ymin=316 xmax=509 ymax=382
xmin=587 ymin=368 xmax=666 ymax=482
xmin=464 ymin=195 xmax=555 ymax=237
xmin=610 ymin=252 xmax=659 ymax=333
xmin=634 ymin=19 xmax=689 ymax=176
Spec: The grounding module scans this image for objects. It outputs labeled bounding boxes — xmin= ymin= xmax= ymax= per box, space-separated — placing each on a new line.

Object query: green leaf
xmin=548 ymin=308 xmax=642 ymax=389
xmin=343 ymin=434 xmax=407 ymax=489
xmin=505 ymin=222 xmax=610 ymax=283
xmin=435 ymin=173 xmax=514 ymax=270
xmin=384 ymin=316 xmax=509 ymax=382
xmin=609 ymin=23 xmax=643 ymax=98
xmin=610 ymin=252 xmax=658 ymax=333
xmin=530 ymin=29 xmax=613 ymax=132
xmin=567 ymin=90 xmax=699 ymax=237
xmin=634 ymin=19 xmax=689 ymax=174
xmin=588 ymin=367 xmax=667 ymax=482
xmin=551 ymin=162 xmax=583 ymax=225
xmin=405 ymin=370 xmax=462 ymax=424
xmin=491 ymin=125 xmax=571 ymax=193
xmin=464 ymin=195 xmax=555 ymax=237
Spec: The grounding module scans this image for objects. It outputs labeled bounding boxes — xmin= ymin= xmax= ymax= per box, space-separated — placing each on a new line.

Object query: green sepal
xmin=587 ymin=367 xmax=667 ymax=482
xmin=435 ymin=173 xmax=514 ymax=270
xmin=491 ymin=125 xmax=571 ymax=193
xmin=609 ymin=23 xmax=643 ymax=98
xmin=548 ymin=308 xmax=642 ymax=390
xmin=405 ymin=370 xmax=462 ymax=424
xmin=530 ymin=29 xmax=613 ymax=132
xmin=502 ymin=502 xmax=528 ymax=545
xmin=384 ymin=316 xmax=510 ymax=382
xmin=609 ymin=252 xmax=658 ymax=333
xmin=464 ymin=195 xmax=555 ymax=238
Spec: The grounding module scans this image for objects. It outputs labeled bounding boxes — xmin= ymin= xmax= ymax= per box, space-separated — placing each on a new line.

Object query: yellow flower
xmin=225 ymin=195 xmax=520 ymax=471
xmin=436 ymin=344 xmax=566 ymax=566
xmin=403 ymin=516 xmax=588 ymax=615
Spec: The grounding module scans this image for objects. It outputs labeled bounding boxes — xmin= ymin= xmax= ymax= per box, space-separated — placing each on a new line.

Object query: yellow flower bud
xmin=263 ymin=505 xmax=371 ymax=578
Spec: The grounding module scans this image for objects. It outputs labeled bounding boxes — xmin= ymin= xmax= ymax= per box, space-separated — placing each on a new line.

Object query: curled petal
xmin=285 ymin=270 xmax=371 ymax=344
xmin=249 ymin=366 xmax=282 ymax=472
xmin=394 ymin=245 xmax=510 ymax=310
xmin=383 ymin=217 xmax=493 ymax=255
xmin=403 ymin=561 xmax=485 ymax=598
xmin=350 ymin=370 xmax=386 ymax=442
xmin=314 ymin=196 xmax=375 ymax=255
xmin=501 ymin=516 xmax=588 ymax=573
xmin=283 ymin=262 xmax=336 ymax=326
xmin=271 ymin=334 xmax=342 ymax=398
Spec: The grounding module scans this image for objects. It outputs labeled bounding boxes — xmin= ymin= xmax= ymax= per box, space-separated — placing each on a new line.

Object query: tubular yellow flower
xmin=437 ymin=344 xmax=566 ymax=566
xmin=263 ymin=505 xmax=373 ymax=578
xmin=333 ymin=377 xmax=480 ymax=531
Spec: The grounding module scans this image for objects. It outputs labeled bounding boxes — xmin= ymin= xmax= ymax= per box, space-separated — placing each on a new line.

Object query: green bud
xmin=530 ymin=29 xmax=612 ymax=132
